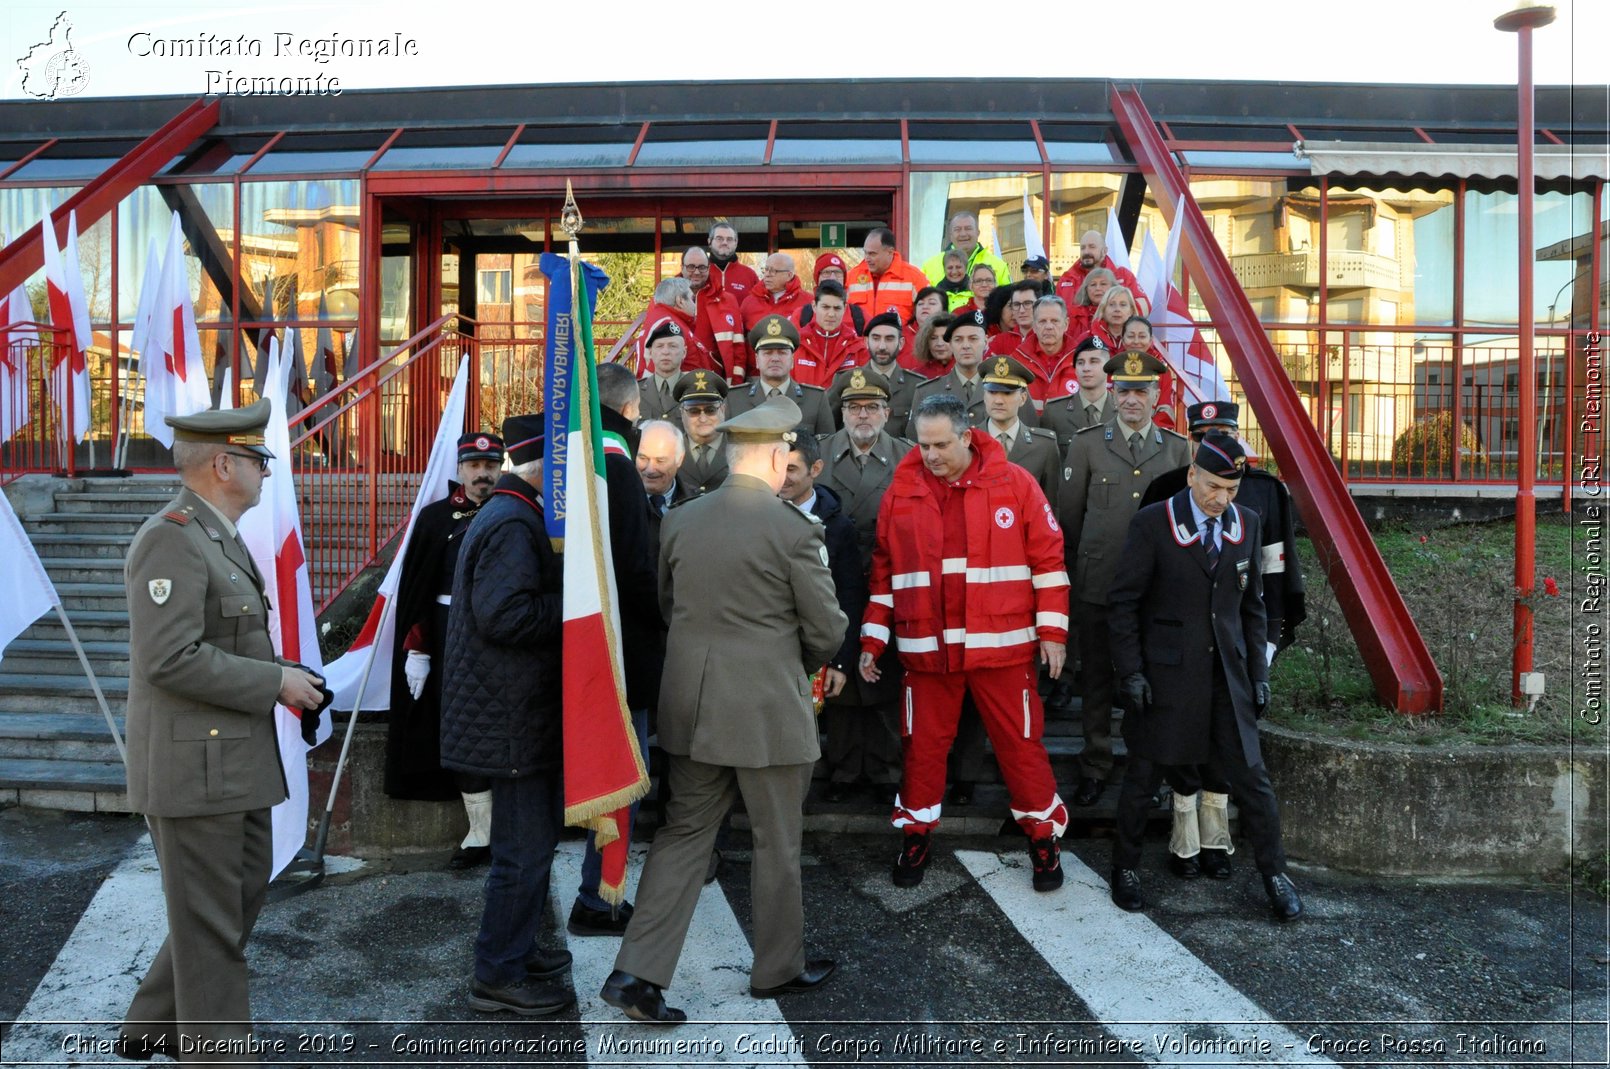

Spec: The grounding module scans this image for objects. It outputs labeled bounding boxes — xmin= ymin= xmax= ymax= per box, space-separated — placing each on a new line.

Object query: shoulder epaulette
xmin=1162 ymin=427 xmax=1190 ymax=441
xmin=1079 ymin=423 xmax=1106 ymax=435
xmin=1027 ymin=427 xmax=1056 ymax=440
xmin=162 ymin=505 xmax=196 ymax=526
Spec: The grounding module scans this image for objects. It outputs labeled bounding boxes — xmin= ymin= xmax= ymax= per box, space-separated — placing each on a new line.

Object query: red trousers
xmin=894 ymin=662 xmax=1067 ymax=838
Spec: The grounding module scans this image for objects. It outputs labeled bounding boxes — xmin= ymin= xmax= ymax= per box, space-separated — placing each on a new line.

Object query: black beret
xmin=864 ymin=311 xmax=902 ymax=335
xmin=501 ymin=415 xmax=546 ymax=465
xmin=943 ymin=309 xmax=988 ymax=342
xmin=1194 ymin=432 xmax=1246 ymax=479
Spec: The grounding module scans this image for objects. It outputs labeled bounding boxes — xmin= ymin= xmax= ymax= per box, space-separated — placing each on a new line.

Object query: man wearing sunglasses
xmin=118 ymin=399 xmax=328 ymax=1060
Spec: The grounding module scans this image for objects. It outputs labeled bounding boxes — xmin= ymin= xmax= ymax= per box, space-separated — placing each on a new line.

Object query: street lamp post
xmin=1495 ymin=0 xmax=1555 ymax=708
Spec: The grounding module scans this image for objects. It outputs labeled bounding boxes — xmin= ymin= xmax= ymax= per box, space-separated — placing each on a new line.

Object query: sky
xmin=2 ymin=0 xmax=1607 ymax=102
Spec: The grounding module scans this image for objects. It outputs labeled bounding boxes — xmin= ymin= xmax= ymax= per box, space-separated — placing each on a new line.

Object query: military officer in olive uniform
xmin=833 ymin=311 xmax=927 ymax=433
xmin=603 ymin=396 xmax=848 ymax=1024
xmin=1058 ymin=351 xmax=1191 ymax=807
xmin=726 ymin=315 xmax=835 ymax=435
xmin=1039 ymin=336 xmax=1116 ymax=454
xmin=118 ymin=401 xmax=328 ymax=1062
xmin=816 ymin=367 xmax=912 ymax=801
xmin=908 ymin=309 xmax=1039 ymax=435
xmin=638 ymin=320 xmax=689 ymax=423
xmin=979 ymin=354 xmax=1062 ymax=509
xmin=673 ymin=370 xmax=731 ymax=498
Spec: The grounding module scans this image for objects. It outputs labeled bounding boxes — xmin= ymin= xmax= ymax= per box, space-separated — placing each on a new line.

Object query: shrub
xmin=1391 ymin=412 xmax=1483 ymax=476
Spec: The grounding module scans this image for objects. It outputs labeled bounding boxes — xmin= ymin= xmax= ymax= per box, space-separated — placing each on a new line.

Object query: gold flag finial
xmin=560 ymin=180 xmax=584 ymax=239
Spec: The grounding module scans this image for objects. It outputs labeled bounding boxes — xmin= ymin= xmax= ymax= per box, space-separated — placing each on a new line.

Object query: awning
xmin=1294 ymin=140 xmax=1608 ymax=181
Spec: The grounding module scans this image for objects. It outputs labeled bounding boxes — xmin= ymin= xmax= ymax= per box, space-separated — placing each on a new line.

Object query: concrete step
xmin=37 ymin=557 xmax=127 ymax=585
xmin=0 ymin=671 xmax=129 ymax=714
xmin=0 ymin=755 xmax=130 ymax=812
xmin=53 ymin=491 xmax=177 ymax=515
xmin=19 ymin=612 xmax=130 ymax=645
xmin=53 ymin=582 xmax=128 ymax=613
xmin=23 ymin=512 xmax=147 ymax=535
xmin=24 ymin=532 xmax=135 ymax=559
xmin=76 ymin=476 xmax=181 ymax=494
xmin=0 ymin=639 xmax=130 ymax=677
xmin=0 ymin=711 xmax=126 ymax=762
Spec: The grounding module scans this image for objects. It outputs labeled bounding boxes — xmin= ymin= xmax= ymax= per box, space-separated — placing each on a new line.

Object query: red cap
xmin=814 ymin=252 xmax=846 ymax=281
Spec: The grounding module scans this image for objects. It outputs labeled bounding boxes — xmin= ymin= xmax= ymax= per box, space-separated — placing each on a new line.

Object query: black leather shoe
xmin=1264 ymin=873 xmax=1303 ymax=922
xmin=469 ymin=977 xmax=573 ymax=1017
xmin=447 ymin=844 xmax=491 ymax=870
xmin=1168 ymin=853 xmax=1202 ymax=880
xmin=750 ymin=959 xmax=837 ymax=998
xmin=1029 ymin=836 xmax=1063 ymax=892
xmin=892 ymin=830 xmax=931 ymax=887
xmin=872 ymin=783 xmax=899 ymax=806
xmin=1110 ymin=867 xmax=1145 ymax=911
xmin=1199 ymin=848 xmax=1232 ymax=880
xmin=525 ymin=945 xmax=573 ymax=979
xmin=949 ymin=780 xmax=974 ymax=806
xmin=822 ymin=781 xmax=853 ymax=803
xmin=568 ymin=899 xmax=633 ymax=937
xmin=1073 ymin=776 xmax=1106 ymax=807
xmin=600 ymin=969 xmax=686 ymax=1024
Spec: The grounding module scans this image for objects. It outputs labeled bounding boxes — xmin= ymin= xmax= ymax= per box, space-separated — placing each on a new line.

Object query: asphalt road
xmin=1 ymin=804 xmax=1604 ymax=1068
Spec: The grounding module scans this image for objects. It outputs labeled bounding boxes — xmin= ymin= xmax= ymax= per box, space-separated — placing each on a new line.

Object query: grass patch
xmin=1265 ymin=513 xmax=1589 ymax=746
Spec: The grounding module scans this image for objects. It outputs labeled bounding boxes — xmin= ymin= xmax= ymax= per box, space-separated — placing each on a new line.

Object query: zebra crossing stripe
xmin=548 ymin=840 xmax=807 ymax=1066
xmin=3 ymin=835 xmax=166 ymax=1062
xmin=956 ymin=848 xmax=1339 ymax=1066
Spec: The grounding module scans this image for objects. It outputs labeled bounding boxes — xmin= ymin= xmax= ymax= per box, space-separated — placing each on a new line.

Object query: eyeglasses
xmin=844 ymin=402 xmax=887 ymax=415
xmin=682 ymin=403 xmax=722 ymax=417
xmin=1009 ymin=300 xmax=1037 ymax=309
xmin=683 ymin=264 xmax=709 ymax=272
xmin=224 ymin=451 xmax=270 ymax=473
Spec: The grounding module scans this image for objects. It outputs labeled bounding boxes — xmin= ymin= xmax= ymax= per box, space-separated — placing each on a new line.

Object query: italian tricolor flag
xmin=556 ymin=257 xmax=648 ymax=904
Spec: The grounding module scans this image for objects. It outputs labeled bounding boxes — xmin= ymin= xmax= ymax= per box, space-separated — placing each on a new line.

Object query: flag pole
xmin=305 ymin=595 xmax=393 ymax=864
xmin=53 ymin=603 xmax=125 ymax=764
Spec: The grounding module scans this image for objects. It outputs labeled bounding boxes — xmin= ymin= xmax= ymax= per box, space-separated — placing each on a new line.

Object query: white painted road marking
xmin=549 ymin=840 xmax=806 ymax=1065
xmin=957 ymin=848 xmax=1340 ymax=1066
xmin=4 ymin=835 xmax=166 ymax=1064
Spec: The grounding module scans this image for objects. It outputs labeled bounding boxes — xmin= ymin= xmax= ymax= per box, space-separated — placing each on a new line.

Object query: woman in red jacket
xmin=1067 ymin=267 xmax=1115 ymax=341
xmin=903 ymin=313 xmax=955 ymax=376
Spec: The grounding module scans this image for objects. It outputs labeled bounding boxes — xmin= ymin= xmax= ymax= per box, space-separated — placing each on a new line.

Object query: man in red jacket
xmin=708 ymin=221 xmax=760 ymax=303
xmin=636 ymin=277 xmax=717 ymax=377
xmin=682 ymin=246 xmax=749 ymax=383
xmin=847 ymin=226 xmax=930 ymax=327
xmin=741 ymin=253 xmax=812 ymax=330
xmin=1055 ymin=229 xmax=1148 ymax=316
xmin=794 ymin=280 xmax=868 ymax=390
xmin=859 ymin=393 xmax=1070 ymax=893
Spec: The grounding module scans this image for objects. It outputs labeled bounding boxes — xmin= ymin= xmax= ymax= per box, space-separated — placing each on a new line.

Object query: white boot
xmin=1198 ymin=791 xmax=1234 ymax=878
xmin=447 ymin=790 xmax=493 ymax=870
xmin=1169 ymin=791 xmax=1201 ymax=858
xmin=461 ymin=790 xmax=492 ymax=848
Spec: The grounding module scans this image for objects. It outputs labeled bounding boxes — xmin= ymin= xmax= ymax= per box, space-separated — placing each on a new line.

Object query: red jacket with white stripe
xmin=846 ymin=253 xmax=929 ymax=326
xmin=861 ymin=432 xmax=1069 ymax=673
xmin=692 ymin=276 xmax=749 ymax=382
xmin=793 ymin=322 xmax=868 ymax=390
xmin=635 ymin=302 xmax=716 ymax=377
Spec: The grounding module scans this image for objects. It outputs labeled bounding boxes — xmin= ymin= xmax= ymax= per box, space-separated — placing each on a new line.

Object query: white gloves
xmin=1265 ymin=642 xmax=1278 ymax=668
xmin=405 ymin=651 xmax=431 ymax=699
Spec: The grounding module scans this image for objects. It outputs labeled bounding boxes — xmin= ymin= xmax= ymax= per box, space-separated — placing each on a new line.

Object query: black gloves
xmin=1120 ymin=672 xmax=1152 ymax=714
xmin=295 ymin=663 xmax=334 ymax=747
xmin=1254 ymin=680 xmax=1271 ymax=718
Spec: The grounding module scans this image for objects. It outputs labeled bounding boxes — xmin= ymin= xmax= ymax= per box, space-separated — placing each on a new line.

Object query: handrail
xmin=1111 ymin=82 xmax=1443 ymax=713
xmin=289 ymin=311 xmax=462 ymax=437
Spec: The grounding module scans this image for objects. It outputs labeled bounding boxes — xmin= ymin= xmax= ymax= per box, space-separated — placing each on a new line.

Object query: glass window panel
xmin=634 ymin=140 xmax=766 ymax=166
xmin=0 ymin=186 xmax=76 ymax=252
xmin=117 ymin=184 xmax=235 ymax=323
xmin=1043 ymin=141 xmax=1120 ymax=165
xmin=910 ymin=171 xmax=1043 ymax=284
xmin=1169 ymin=123 xmax=1295 ymax=144
xmin=1463 ymin=188 xmax=1590 ymax=327
xmin=1325 ymin=184 xmax=1456 ymax=327
xmin=371 ymin=128 xmax=510 ymax=171
xmin=246 ymin=132 xmax=384 ymax=175
xmin=771 ymin=121 xmax=901 ymax=164
xmin=240 ymin=180 xmax=361 ymax=324
xmin=162 ymin=134 xmax=273 ymax=176
xmin=1047 ymin=174 xmax=1124 ymax=281
xmin=502 ymin=125 xmax=637 ymax=169
xmin=9 ymin=140 xmax=142 ymax=182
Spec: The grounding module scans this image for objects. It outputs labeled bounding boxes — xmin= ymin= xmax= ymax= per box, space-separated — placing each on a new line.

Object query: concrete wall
xmin=1263 ymin=724 xmax=1607 ymax=879
xmin=309 ymin=720 xmax=465 ymax=858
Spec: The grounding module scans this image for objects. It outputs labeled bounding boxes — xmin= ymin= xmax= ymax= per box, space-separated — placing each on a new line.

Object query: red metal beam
xmin=0 ymin=98 xmax=219 ymax=297
xmin=1108 ymin=83 xmax=1442 ymax=714
xmin=0 ymin=138 xmax=57 ymax=182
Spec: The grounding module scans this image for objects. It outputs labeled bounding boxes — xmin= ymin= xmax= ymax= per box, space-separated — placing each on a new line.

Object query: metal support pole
xmin=1496 ymin=2 xmax=1555 ymax=705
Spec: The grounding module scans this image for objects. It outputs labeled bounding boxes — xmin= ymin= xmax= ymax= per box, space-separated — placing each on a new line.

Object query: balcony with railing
xmin=1231 ymin=249 xmax=1403 ymax=292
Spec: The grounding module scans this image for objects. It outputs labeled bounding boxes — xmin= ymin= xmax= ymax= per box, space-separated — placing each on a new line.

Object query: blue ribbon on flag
xmin=539 ymin=252 xmax=609 ymax=542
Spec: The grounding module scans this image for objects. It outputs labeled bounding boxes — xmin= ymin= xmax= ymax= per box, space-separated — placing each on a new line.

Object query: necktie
xmin=997 ymin=432 xmax=1011 ymax=451
xmin=649 ymin=493 xmax=666 ymax=515
xmin=659 ymin=379 xmax=670 ymax=401
xmin=854 ymin=452 xmax=868 ymax=470
xmin=696 ymin=445 xmax=709 ymax=468
xmin=1129 ymin=433 xmax=1142 ymax=462
xmin=1203 ymin=517 xmax=1219 ymax=571
xmin=964 ymin=381 xmax=974 ymax=406
xmin=769 ymin=387 xmax=782 ymax=399
xmin=1086 ymin=404 xmax=1099 ymax=425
